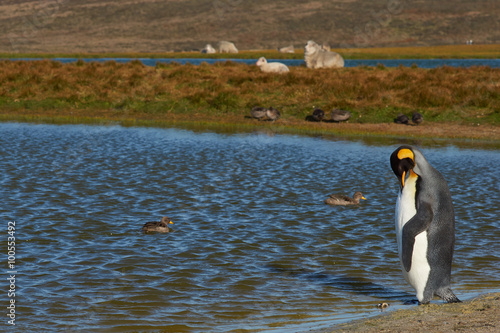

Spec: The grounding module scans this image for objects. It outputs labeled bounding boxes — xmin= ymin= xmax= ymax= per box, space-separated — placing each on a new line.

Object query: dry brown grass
xmin=0 ymin=60 xmax=498 ymax=140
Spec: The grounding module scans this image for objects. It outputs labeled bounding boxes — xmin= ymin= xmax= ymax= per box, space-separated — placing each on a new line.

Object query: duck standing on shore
xmin=412 ymin=112 xmax=424 ymax=125
xmin=250 ymin=106 xmax=268 ymax=120
xmin=325 ymin=191 xmax=366 ymax=205
xmin=142 ymin=216 xmax=174 ymax=233
xmin=312 ymin=108 xmax=325 ymax=122
xmin=266 ymin=107 xmax=281 ymax=121
xmin=330 ymin=109 xmax=351 ymax=122
xmin=394 ymin=113 xmax=409 ymax=125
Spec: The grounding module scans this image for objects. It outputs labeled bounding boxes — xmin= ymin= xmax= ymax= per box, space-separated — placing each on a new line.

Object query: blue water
xmin=9 ymin=57 xmax=500 ymax=68
xmin=1 ymin=123 xmax=499 ymax=332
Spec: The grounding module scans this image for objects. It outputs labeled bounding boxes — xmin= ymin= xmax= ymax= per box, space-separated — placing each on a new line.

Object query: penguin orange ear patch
xmin=397 ymin=148 xmax=414 ymax=161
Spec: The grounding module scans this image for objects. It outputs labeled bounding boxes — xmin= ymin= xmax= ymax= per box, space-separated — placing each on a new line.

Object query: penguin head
xmin=390 ymin=145 xmax=417 ymax=188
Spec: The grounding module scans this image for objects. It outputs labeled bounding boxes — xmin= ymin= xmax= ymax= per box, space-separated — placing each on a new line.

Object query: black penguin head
xmin=390 ymin=146 xmax=416 ymax=188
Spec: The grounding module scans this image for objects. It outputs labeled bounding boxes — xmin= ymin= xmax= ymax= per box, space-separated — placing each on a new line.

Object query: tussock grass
xmin=0 ymin=59 xmax=498 ymax=139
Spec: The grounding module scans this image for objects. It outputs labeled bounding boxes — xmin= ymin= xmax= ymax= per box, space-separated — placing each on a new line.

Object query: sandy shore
xmin=316 ymin=292 xmax=500 ymax=332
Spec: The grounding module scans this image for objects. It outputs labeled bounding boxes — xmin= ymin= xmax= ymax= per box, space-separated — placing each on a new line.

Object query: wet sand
xmin=316 ymin=292 xmax=500 ymax=332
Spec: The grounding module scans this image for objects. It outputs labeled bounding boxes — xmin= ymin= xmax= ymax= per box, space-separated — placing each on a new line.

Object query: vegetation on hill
xmin=0 ymin=0 xmax=498 ymax=53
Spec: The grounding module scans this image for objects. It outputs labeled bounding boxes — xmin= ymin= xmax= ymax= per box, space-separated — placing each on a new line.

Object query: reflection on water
xmin=0 ymin=123 xmax=498 ymax=332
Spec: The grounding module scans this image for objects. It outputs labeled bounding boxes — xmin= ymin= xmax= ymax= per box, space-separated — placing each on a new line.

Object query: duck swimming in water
xmin=325 ymin=191 xmax=366 ymax=206
xmin=142 ymin=216 xmax=174 ymax=233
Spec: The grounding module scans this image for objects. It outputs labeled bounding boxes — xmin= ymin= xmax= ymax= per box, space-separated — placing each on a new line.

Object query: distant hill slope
xmin=1 ymin=0 xmax=499 ymax=53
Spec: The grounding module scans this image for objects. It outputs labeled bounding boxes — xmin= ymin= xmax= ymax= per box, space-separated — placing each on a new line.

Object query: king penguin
xmin=390 ymin=145 xmax=460 ymax=304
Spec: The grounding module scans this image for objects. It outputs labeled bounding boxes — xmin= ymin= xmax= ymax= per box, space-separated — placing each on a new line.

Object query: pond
xmin=9 ymin=57 xmax=500 ymax=68
xmin=1 ymin=122 xmax=498 ymax=332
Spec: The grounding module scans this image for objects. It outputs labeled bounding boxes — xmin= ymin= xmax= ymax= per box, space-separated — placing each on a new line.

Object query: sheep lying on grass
xmin=219 ymin=41 xmax=238 ymax=53
xmin=278 ymin=45 xmax=294 ymax=53
xmin=201 ymin=44 xmax=216 ymax=54
xmin=304 ymin=40 xmax=344 ymax=69
xmin=256 ymin=57 xmax=289 ymax=73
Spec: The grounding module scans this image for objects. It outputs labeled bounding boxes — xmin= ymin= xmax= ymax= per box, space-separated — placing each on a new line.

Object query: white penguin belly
xmin=395 ymin=175 xmax=431 ymax=302
xmin=407 ymin=232 xmax=430 ymax=301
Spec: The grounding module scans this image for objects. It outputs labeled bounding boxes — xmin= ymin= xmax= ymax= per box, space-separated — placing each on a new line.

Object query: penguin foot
xmin=437 ymin=288 xmax=461 ymax=303
xmin=403 ymin=299 xmax=419 ymax=305
xmin=443 ymin=294 xmax=461 ymax=303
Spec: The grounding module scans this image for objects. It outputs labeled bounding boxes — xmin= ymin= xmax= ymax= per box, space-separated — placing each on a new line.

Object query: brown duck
xmin=394 ymin=113 xmax=409 ymax=125
xmin=325 ymin=191 xmax=366 ymax=206
xmin=142 ymin=216 xmax=174 ymax=233
xmin=250 ymin=106 xmax=268 ymax=120
xmin=312 ymin=108 xmax=325 ymax=122
xmin=412 ymin=112 xmax=424 ymax=125
xmin=330 ymin=109 xmax=351 ymax=122
xmin=266 ymin=107 xmax=281 ymax=121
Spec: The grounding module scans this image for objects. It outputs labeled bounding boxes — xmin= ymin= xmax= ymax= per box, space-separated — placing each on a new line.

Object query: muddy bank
xmin=1 ymin=110 xmax=499 ymax=143
xmin=317 ymin=292 xmax=499 ymax=332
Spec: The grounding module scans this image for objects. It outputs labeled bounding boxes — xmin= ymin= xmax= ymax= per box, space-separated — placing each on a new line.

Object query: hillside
xmin=1 ymin=0 xmax=499 ymax=54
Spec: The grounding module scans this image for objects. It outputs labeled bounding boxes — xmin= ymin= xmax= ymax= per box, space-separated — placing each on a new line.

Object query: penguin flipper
xmin=401 ymin=234 xmax=415 ymax=272
xmin=402 ymin=202 xmax=434 ymax=272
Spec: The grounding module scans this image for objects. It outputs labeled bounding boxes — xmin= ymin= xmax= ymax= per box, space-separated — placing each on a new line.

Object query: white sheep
xmin=256 ymin=57 xmax=289 ymax=73
xmin=304 ymin=40 xmax=344 ymax=69
xmin=218 ymin=41 xmax=238 ymax=53
xmin=278 ymin=45 xmax=294 ymax=53
xmin=201 ymin=44 xmax=216 ymax=54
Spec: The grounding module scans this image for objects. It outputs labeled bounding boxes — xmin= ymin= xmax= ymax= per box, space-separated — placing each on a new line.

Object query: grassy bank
xmin=0 ymin=59 xmax=498 ymax=140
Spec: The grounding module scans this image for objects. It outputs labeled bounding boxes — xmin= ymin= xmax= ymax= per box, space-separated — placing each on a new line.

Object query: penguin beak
xmin=400 ymin=169 xmax=419 ymax=188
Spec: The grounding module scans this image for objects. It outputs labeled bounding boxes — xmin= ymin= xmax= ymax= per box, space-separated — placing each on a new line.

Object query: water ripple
xmin=0 ymin=123 xmax=498 ymax=332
